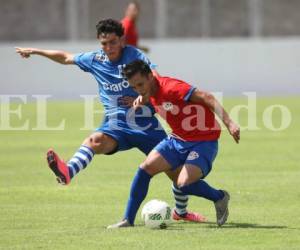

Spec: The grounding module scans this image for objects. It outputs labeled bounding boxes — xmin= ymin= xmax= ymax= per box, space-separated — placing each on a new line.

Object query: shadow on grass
xmin=207 ymin=221 xmax=288 ymax=229
xmin=162 ymin=221 xmax=296 ymax=231
xmin=105 ymin=221 xmax=299 ymax=231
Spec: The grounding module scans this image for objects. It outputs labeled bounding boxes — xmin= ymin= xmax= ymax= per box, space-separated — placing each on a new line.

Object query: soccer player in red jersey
xmin=108 ymin=60 xmax=240 ymax=228
xmin=121 ymin=1 xmax=149 ymax=52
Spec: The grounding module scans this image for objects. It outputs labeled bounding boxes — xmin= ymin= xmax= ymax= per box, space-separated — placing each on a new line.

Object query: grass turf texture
xmin=0 ymin=97 xmax=299 ymax=250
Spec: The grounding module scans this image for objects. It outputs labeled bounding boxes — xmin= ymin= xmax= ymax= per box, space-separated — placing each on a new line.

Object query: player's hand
xmin=227 ymin=121 xmax=240 ymax=144
xmin=133 ymin=95 xmax=148 ymax=110
xmin=15 ymin=47 xmax=35 ymax=58
xmin=133 ymin=95 xmax=143 ymax=110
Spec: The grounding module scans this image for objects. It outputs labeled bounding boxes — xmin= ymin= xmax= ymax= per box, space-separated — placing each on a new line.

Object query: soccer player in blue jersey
xmin=15 ymin=19 xmax=206 ymax=226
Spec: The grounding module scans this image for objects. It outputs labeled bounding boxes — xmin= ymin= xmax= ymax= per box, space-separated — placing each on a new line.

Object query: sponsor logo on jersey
xmin=102 ymin=80 xmax=130 ymax=92
xmin=162 ymin=102 xmax=173 ymax=111
xmin=187 ymin=151 xmax=199 ymax=160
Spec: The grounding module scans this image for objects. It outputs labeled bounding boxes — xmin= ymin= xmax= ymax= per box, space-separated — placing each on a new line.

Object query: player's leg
xmin=130 ymin=129 xmax=197 ymax=222
xmin=46 ymin=131 xmax=118 ymax=185
xmin=177 ymin=164 xmax=229 ymax=226
xmin=165 ymin=168 xmax=206 ymax=222
xmin=177 ymin=164 xmax=224 ymax=201
xmin=107 ymin=149 xmax=172 ymax=228
xmin=176 ymin=141 xmax=230 ymax=226
xmin=67 ymin=132 xmax=118 ymax=178
xmin=165 ymin=168 xmax=190 ymax=217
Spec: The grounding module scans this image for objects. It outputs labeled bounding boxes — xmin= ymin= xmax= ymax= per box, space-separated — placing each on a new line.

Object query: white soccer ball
xmin=141 ymin=199 xmax=171 ymax=229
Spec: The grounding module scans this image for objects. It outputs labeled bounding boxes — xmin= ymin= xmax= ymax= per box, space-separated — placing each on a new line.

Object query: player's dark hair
xmin=96 ymin=19 xmax=124 ymax=38
xmin=123 ymin=60 xmax=152 ymax=79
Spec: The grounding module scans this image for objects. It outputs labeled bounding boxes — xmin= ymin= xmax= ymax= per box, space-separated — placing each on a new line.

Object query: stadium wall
xmin=2 ymin=0 xmax=300 ymax=40
xmin=1 ymin=38 xmax=300 ymax=99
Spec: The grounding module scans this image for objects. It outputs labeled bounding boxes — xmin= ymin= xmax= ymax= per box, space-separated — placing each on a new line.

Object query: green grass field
xmin=1 ymin=97 xmax=299 ymax=250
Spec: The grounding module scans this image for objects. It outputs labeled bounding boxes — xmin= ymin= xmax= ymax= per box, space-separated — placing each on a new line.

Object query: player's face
xmin=128 ymin=72 xmax=153 ymax=97
xmin=98 ymin=33 xmax=124 ymax=62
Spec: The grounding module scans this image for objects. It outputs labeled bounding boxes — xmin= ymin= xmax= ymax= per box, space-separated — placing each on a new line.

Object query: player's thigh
xmin=153 ymin=137 xmax=184 ymax=171
xmin=177 ymin=164 xmax=203 ymax=187
xmin=140 ymin=150 xmax=172 ymax=176
xmin=82 ymin=132 xmax=118 ymax=154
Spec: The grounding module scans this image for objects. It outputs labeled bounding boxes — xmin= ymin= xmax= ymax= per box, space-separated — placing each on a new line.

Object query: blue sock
xmin=179 ymin=180 xmax=224 ymax=202
xmin=67 ymin=145 xmax=94 ymax=178
xmin=124 ymin=168 xmax=152 ymax=225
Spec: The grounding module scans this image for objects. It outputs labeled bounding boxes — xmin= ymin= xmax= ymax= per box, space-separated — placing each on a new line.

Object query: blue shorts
xmin=96 ymin=116 xmax=167 ymax=155
xmin=154 ymin=136 xmax=218 ymax=178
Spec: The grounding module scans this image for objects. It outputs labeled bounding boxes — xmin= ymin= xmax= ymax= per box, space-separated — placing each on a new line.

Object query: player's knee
xmin=140 ymin=162 xmax=159 ymax=176
xmin=177 ymin=166 xmax=204 ymax=188
xmin=83 ymin=133 xmax=106 ymax=153
xmin=176 ymin=175 xmax=194 ymax=188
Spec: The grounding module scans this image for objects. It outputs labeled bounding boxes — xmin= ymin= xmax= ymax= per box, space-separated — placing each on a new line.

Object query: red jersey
xmin=121 ymin=17 xmax=138 ymax=47
xmin=149 ymin=76 xmax=221 ymax=141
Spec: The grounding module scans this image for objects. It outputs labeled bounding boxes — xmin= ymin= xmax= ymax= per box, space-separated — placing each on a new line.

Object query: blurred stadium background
xmin=1 ymin=0 xmax=300 ymax=98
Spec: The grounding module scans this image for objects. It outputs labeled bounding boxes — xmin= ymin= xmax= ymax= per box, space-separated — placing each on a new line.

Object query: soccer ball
xmin=141 ymin=199 xmax=171 ymax=229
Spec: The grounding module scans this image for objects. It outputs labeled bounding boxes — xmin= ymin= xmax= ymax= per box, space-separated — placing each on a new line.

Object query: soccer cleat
xmin=107 ymin=219 xmax=133 ymax=229
xmin=46 ymin=149 xmax=70 ymax=185
xmin=172 ymin=210 xmax=207 ymax=223
xmin=214 ymin=190 xmax=230 ymax=226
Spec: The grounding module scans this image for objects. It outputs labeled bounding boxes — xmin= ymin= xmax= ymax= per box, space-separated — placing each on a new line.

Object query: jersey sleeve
xmin=73 ymin=52 xmax=95 ymax=72
xmin=167 ymin=80 xmax=196 ymax=102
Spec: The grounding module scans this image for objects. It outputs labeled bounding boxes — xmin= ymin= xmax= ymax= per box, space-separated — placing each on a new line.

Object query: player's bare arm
xmin=15 ymin=47 xmax=74 ymax=65
xmin=190 ymin=89 xmax=240 ymax=143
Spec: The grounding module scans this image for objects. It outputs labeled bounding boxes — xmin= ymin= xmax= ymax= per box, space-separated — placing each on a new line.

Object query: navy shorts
xmin=154 ymin=136 xmax=218 ymax=178
xmin=96 ymin=117 xmax=167 ymax=155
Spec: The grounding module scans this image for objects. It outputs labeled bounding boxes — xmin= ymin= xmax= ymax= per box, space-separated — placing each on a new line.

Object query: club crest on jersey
xmin=187 ymin=151 xmax=199 ymax=160
xmin=162 ymin=102 xmax=173 ymax=111
xmin=95 ymin=54 xmax=106 ymax=62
